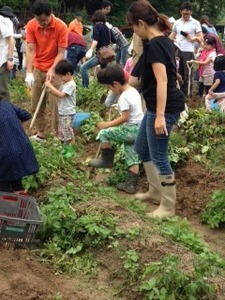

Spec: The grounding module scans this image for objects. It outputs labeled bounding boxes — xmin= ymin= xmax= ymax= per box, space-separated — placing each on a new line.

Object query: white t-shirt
xmin=118 ymin=86 xmax=143 ymax=124
xmin=173 ymin=16 xmax=202 ymax=52
xmin=0 ymin=16 xmax=13 ymax=67
xmin=58 ymin=80 xmax=76 ymax=115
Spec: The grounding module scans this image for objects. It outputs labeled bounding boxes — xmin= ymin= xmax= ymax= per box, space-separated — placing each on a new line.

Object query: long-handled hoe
xmin=29 ymin=86 xmax=47 ymax=131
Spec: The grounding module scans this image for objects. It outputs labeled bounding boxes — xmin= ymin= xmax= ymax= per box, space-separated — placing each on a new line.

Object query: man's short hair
xmin=180 ymin=1 xmax=192 ymax=11
xmin=32 ymin=0 xmax=52 ymax=16
xmin=76 ymin=12 xmax=83 ymax=17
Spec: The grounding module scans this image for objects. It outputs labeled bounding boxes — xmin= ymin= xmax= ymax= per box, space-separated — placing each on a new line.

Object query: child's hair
xmin=55 ymin=59 xmax=74 ymax=75
xmin=91 ymin=10 xmax=106 ymax=23
xmin=126 ymin=0 xmax=171 ymax=34
xmin=214 ymin=55 xmax=225 ymax=71
xmin=97 ymin=64 xmax=127 ymax=85
xmin=204 ymin=36 xmax=216 ymax=47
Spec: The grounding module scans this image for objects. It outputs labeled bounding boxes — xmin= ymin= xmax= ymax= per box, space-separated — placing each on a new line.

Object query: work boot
xmin=135 ymin=161 xmax=161 ymax=205
xmin=147 ymin=174 xmax=176 ymax=219
xmin=116 ymin=171 xmax=139 ymax=194
xmin=90 ymin=148 xmax=115 ymax=168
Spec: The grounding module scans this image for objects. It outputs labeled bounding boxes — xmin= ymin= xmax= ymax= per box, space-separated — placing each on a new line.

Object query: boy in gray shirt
xmin=45 ymin=59 xmax=76 ymax=144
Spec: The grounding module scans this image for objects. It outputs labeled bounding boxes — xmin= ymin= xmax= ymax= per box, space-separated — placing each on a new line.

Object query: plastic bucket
xmin=73 ymin=112 xmax=91 ymax=128
xmin=210 ymin=100 xmax=220 ymax=111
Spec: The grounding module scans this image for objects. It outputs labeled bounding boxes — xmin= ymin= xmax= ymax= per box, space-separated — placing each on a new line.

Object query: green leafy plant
xmin=140 ymin=254 xmax=215 ymax=300
xmin=154 ymin=217 xmax=225 ymax=270
xmin=201 ymin=189 xmax=225 ymax=228
xmin=121 ymin=249 xmax=140 ymax=281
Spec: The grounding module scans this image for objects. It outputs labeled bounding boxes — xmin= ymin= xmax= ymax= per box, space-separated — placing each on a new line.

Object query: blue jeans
xmin=67 ymin=45 xmax=86 ymax=74
xmin=135 ymin=110 xmax=179 ymax=175
xmin=80 ymin=55 xmax=101 ymax=88
xmin=116 ymin=45 xmax=129 ymax=66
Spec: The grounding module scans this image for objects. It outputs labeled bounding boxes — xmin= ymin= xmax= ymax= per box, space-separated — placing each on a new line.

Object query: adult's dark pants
xmin=178 ymin=51 xmax=194 ymax=96
xmin=67 ymin=45 xmax=86 ymax=74
xmin=0 ymin=179 xmax=24 ymax=192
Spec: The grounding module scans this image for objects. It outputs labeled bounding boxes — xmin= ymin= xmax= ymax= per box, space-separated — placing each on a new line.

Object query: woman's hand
xmin=155 ymin=115 xmax=168 ymax=135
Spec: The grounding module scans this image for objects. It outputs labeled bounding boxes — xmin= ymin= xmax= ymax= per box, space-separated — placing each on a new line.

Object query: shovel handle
xmin=29 ymin=86 xmax=47 ymax=130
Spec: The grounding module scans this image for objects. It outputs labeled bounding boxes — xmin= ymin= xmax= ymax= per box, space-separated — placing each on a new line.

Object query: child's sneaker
xmin=30 ymin=134 xmax=46 ymax=143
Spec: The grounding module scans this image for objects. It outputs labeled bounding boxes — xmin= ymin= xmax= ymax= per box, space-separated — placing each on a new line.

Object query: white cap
xmin=169 ymin=17 xmax=175 ymax=23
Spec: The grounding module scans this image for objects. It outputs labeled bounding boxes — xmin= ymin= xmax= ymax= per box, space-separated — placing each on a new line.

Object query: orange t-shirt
xmin=26 ymin=15 xmax=68 ymax=72
xmin=68 ymin=19 xmax=83 ymax=36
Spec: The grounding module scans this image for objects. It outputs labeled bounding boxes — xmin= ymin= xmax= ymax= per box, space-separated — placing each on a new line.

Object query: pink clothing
xmin=199 ymin=48 xmax=216 ymax=77
xmin=124 ymin=57 xmax=134 ymax=74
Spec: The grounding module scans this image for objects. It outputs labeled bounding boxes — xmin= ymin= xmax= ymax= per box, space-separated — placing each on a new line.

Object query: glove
xmin=85 ymin=48 xmax=93 ymax=59
xmin=25 ymin=73 xmax=34 ymax=88
xmin=105 ymin=22 xmax=113 ymax=29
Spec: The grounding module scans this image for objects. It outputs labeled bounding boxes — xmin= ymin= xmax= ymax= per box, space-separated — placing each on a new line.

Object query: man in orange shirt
xmin=25 ymin=0 xmax=68 ymax=142
xmin=68 ymin=12 xmax=83 ymax=37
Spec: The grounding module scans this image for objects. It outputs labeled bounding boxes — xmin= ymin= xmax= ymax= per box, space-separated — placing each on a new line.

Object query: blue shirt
xmin=92 ymin=23 xmax=116 ymax=50
xmin=0 ymin=100 xmax=39 ymax=181
xmin=214 ymin=71 xmax=225 ymax=93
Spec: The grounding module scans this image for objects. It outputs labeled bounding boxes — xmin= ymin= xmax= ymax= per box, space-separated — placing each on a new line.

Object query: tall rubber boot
xmin=135 ymin=161 xmax=161 ymax=205
xmin=116 ymin=171 xmax=139 ymax=194
xmin=90 ymin=148 xmax=115 ymax=168
xmin=147 ymin=174 xmax=176 ymax=219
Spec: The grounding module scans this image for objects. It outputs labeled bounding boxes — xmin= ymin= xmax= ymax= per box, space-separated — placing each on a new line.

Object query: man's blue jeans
xmin=80 ymin=55 xmax=99 ymax=88
xmin=135 ymin=110 xmax=179 ymax=175
xmin=116 ymin=45 xmax=129 ymax=66
xmin=67 ymin=45 xmax=86 ymax=74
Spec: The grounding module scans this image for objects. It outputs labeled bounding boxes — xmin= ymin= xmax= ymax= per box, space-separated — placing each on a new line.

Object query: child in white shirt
xmin=90 ymin=64 xmax=144 ymax=194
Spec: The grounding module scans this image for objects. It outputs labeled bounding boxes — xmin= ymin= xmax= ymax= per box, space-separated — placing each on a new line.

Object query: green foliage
xmin=201 ymin=190 xmax=225 ymax=229
xmin=169 ymin=131 xmax=189 ymax=166
xmin=76 ymin=77 xmax=107 ymax=112
xmin=154 ymin=217 xmax=225 ymax=271
xmin=178 ymin=108 xmax=225 ymax=169
xmin=39 ymin=183 xmax=118 ymax=274
xmin=121 ymin=249 xmax=140 ymax=281
xmin=23 ymin=139 xmax=81 ymax=191
xmin=10 ymin=77 xmax=28 ymax=102
xmin=79 ymin=112 xmax=103 ymax=141
xmin=140 ymin=254 xmax=215 ymax=300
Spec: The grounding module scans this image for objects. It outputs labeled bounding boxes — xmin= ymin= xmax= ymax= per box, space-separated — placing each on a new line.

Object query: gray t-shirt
xmin=58 ymin=80 xmax=76 ymax=115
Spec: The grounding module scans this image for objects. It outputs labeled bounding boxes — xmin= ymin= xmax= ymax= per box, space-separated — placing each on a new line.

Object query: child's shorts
xmin=58 ymin=114 xmax=75 ymax=142
xmin=199 ymin=75 xmax=214 ymax=86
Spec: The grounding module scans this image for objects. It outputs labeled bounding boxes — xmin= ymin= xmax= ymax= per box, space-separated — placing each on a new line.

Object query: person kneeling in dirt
xmin=90 ymin=64 xmax=144 ymax=194
xmin=205 ymin=55 xmax=225 ymax=112
xmin=0 ymin=93 xmax=39 ymax=194
xmin=45 ymin=59 xmax=76 ymax=145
